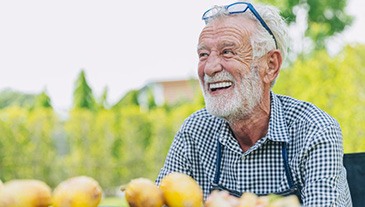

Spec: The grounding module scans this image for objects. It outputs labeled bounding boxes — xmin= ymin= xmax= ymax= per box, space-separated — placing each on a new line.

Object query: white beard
xmin=202 ymin=68 xmax=263 ymax=121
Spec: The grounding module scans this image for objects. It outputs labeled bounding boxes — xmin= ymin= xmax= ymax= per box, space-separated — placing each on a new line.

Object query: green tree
xmin=0 ymin=89 xmax=36 ymax=109
xmin=260 ymin=0 xmax=353 ymax=50
xmin=145 ymin=108 xmax=175 ymax=179
xmin=112 ymin=89 xmax=140 ymax=109
xmin=34 ymin=90 xmax=52 ymax=109
xmin=0 ymin=106 xmax=57 ymax=185
xmin=72 ymin=70 xmax=96 ymax=110
xmin=26 ymin=108 xmax=57 ymax=186
xmin=0 ymin=107 xmax=30 ymax=180
xmin=90 ymin=109 xmax=119 ymax=191
xmin=63 ymin=109 xmax=96 ymax=177
xmin=274 ymin=44 xmax=365 ymax=152
xmin=96 ymin=86 xmax=109 ymax=110
xmin=146 ymin=88 xmax=157 ymax=110
xmin=117 ymin=106 xmax=152 ymax=182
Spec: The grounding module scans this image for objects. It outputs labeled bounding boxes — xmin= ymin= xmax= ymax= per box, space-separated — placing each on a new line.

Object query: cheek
xmin=197 ymin=62 xmax=205 ymax=81
xmin=224 ymin=61 xmax=246 ymax=79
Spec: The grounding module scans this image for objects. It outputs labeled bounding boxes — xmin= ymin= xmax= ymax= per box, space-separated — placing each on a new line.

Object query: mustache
xmin=204 ymin=71 xmax=234 ymax=83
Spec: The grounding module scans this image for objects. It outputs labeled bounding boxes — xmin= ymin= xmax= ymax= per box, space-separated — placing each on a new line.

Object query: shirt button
xmin=241 ymin=155 xmax=246 ymax=160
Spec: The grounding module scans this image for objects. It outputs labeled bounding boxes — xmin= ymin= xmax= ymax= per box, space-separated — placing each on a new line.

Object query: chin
xmin=204 ymin=93 xmax=256 ymax=121
xmin=205 ymin=98 xmax=238 ymax=118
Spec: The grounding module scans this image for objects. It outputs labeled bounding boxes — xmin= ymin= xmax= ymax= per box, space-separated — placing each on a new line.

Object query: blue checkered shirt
xmin=156 ymin=92 xmax=352 ymax=206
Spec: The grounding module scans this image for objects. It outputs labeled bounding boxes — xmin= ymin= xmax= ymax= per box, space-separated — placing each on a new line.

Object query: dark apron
xmin=343 ymin=152 xmax=365 ymax=207
xmin=210 ymin=141 xmax=302 ymax=203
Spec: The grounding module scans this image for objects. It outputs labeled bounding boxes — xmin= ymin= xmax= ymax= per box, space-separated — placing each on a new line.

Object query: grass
xmin=99 ymin=196 xmax=129 ymax=207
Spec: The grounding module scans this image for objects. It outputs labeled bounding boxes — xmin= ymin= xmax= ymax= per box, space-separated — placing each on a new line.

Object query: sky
xmin=0 ymin=0 xmax=364 ymax=111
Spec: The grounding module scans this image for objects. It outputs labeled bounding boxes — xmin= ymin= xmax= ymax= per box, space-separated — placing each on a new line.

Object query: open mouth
xmin=209 ymin=81 xmax=233 ymax=92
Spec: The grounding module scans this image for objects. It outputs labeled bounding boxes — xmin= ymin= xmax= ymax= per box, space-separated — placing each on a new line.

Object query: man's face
xmin=197 ymin=16 xmax=264 ymax=120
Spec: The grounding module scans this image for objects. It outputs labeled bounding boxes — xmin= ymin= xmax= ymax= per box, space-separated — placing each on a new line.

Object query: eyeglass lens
xmin=226 ymin=3 xmax=249 ymax=14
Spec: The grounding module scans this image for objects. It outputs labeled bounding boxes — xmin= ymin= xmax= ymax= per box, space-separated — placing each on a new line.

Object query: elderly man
xmin=156 ymin=2 xmax=352 ymax=206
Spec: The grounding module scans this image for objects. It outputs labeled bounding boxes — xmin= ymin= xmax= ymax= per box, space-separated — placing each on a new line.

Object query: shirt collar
xmin=266 ymin=92 xmax=290 ymax=143
xmin=217 ymin=92 xmax=290 ymax=153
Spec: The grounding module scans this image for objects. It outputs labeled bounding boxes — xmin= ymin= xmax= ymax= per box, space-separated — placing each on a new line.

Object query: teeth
xmin=210 ymin=82 xmax=232 ymax=90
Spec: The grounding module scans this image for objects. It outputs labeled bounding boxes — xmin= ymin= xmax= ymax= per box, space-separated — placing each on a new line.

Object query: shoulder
xmin=275 ymin=94 xmax=339 ymax=128
xmin=172 ymin=108 xmax=224 ymax=155
xmin=180 ymin=108 xmax=224 ymax=133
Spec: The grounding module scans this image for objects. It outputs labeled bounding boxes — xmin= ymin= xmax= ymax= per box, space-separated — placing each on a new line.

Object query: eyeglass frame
xmin=202 ymin=2 xmax=278 ymax=49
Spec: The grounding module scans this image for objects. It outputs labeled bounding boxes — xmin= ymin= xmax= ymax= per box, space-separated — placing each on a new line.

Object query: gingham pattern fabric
xmin=156 ymin=92 xmax=352 ymax=207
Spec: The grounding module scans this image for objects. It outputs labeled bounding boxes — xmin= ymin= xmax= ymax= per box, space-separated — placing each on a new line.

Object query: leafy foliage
xmin=34 ymin=90 xmax=53 ymax=109
xmin=72 ymin=70 xmax=96 ymax=110
xmin=260 ymin=0 xmax=353 ymax=49
xmin=0 ymin=107 xmax=57 ymax=185
xmin=0 ymin=89 xmax=37 ymax=109
xmin=96 ymin=86 xmax=109 ymax=110
xmin=112 ymin=89 xmax=140 ymax=110
xmin=274 ymin=44 xmax=365 ymax=152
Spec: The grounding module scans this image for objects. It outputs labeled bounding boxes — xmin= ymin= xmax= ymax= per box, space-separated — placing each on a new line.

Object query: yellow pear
xmin=52 ymin=176 xmax=102 ymax=207
xmin=0 ymin=179 xmax=52 ymax=207
xmin=160 ymin=172 xmax=203 ymax=207
xmin=124 ymin=178 xmax=164 ymax=207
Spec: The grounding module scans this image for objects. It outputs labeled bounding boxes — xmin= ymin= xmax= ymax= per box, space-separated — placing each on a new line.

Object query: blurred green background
xmin=0 ymin=0 xmax=364 ymax=204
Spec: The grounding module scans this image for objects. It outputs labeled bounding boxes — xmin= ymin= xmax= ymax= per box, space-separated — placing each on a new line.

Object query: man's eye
xmin=199 ymin=52 xmax=209 ymax=58
xmin=222 ymin=49 xmax=235 ymax=56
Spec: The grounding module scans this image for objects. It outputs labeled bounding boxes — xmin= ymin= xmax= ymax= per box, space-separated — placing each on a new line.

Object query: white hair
xmin=204 ymin=2 xmax=289 ymax=62
xmin=248 ymin=4 xmax=289 ymax=61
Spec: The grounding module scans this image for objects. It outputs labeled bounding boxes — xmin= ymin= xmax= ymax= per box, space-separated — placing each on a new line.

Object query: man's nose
xmin=204 ymin=54 xmax=223 ymax=77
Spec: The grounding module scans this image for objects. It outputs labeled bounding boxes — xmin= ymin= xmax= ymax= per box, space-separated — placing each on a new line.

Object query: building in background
xmin=138 ymin=78 xmax=200 ymax=109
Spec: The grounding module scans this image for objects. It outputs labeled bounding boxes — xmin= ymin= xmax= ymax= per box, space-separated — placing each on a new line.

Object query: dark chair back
xmin=343 ymin=152 xmax=365 ymax=207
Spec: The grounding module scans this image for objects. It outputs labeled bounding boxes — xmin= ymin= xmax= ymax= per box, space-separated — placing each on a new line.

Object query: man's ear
xmin=264 ymin=50 xmax=282 ymax=84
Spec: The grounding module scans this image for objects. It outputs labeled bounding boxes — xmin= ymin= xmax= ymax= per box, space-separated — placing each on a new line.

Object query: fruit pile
xmin=0 ymin=176 xmax=102 ymax=207
xmin=0 ymin=172 xmax=301 ymax=207
xmin=124 ymin=172 xmax=301 ymax=207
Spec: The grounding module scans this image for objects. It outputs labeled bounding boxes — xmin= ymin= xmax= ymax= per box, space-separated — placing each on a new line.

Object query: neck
xmin=228 ymin=92 xmax=271 ymax=152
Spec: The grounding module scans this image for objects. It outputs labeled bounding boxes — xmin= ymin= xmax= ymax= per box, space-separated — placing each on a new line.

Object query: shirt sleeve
xmin=155 ymin=131 xmax=191 ymax=185
xmin=300 ymin=123 xmax=352 ymax=207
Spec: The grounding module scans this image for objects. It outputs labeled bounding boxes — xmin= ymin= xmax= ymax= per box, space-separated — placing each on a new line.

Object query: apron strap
xmin=213 ymin=140 xmax=223 ymax=185
xmin=282 ymin=142 xmax=295 ymax=188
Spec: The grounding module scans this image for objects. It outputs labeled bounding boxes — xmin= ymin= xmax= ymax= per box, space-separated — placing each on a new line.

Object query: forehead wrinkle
xmin=199 ymin=26 xmax=247 ymax=49
xmin=209 ymin=26 xmax=245 ymax=38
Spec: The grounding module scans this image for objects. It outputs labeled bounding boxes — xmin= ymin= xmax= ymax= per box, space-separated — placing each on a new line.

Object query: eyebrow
xmin=220 ymin=42 xmax=236 ymax=48
xmin=197 ymin=42 xmax=236 ymax=51
xmin=197 ymin=44 xmax=207 ymax=51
